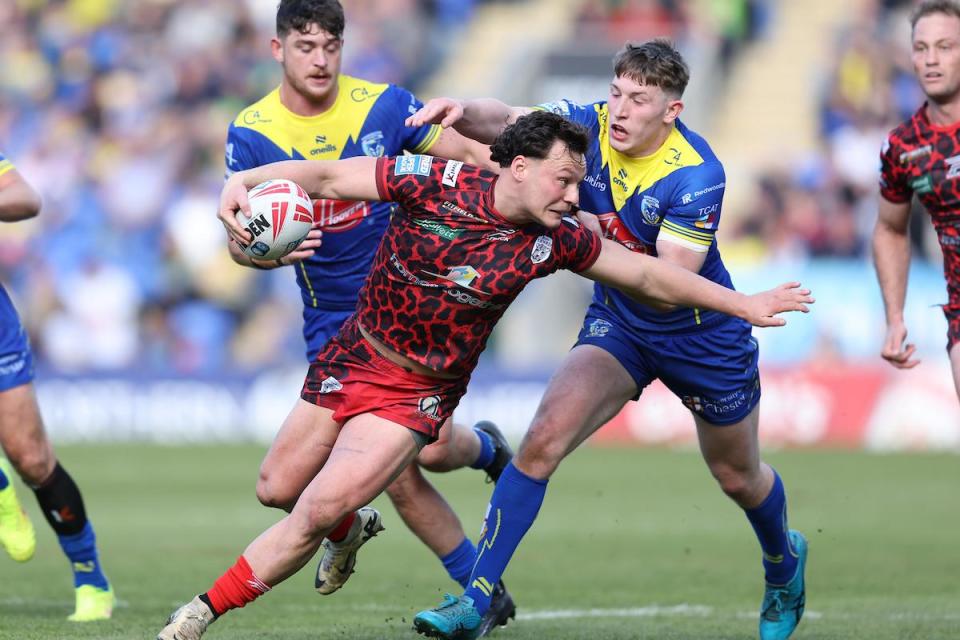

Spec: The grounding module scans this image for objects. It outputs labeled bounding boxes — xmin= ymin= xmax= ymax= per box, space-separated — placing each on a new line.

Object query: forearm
xmin=457 ymin=99 xmax=522 ymax=144
xmin=632 ymin=254 xmax=748 ymax=318
xmin=872 ymin=224 xmax=911 ymax=325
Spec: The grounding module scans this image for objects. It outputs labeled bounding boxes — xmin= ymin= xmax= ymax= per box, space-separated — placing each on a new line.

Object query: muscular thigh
xmin=520 ymin=344 xmax=638 ymax=467
xmin=259 ymin=399 xmax=341 ymax=500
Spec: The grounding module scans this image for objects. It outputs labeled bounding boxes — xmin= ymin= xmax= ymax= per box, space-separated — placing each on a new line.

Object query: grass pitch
xmin=0 ymin=444 xmax=957 ymax=639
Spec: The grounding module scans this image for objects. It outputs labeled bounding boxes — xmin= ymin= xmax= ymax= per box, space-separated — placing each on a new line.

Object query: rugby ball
xmin=235 ymin=179 xmax=314 ymax=261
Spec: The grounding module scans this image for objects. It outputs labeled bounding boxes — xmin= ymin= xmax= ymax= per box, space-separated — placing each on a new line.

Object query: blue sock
xmin=469 ymin=428 xmax=496 ymax=470
xmin=745 ymin=470 xmax=797 ymax=585
xmin=0 ymin=464 xmax=9 ymax=491
xmin=58 ymin=522 xmax=109 ymax=589
xmin=440 ymin=537 xmax=478 ymax=588
xmin=463 ymin=462 xmax=547 ymax=615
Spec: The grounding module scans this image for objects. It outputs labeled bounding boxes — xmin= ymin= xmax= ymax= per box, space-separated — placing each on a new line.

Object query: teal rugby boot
xmin=759 ymin=530 xmax=808 ymax=640
xmin=413 ymin=594 xmax=482 ymax=640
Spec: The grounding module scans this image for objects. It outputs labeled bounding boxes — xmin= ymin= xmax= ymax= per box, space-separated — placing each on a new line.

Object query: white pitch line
xmin=517 ymin=604 xmax=713 ymax=620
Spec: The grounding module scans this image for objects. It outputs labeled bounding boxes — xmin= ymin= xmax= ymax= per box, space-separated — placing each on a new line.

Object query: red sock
xmin=205 ymin=556 xmax=271 ymax=615
xmin=326 ymin=511 xmax=357 ymax=542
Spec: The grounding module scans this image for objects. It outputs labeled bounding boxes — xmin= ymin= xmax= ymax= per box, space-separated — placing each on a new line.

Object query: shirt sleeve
xmin=658 ymin=162 xmax=726 ymax=254
xmin=533 ymin=99 xmax=597 ymax=130
xmin=555 ymin=216 xmax=602 ymax=272
xmin=375 ymin=155 xmax=442 ymax=207
xmin=224 ymin=124 xmax=260 ymax=178
xmin=879 ymin=133 xmax=912 ymax=204
xmin=389 ymin=85 xmax=442 ymax=154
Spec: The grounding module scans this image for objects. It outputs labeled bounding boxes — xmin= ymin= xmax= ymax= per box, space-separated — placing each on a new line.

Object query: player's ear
xmin=271 ymin=37 xmax=284 ymax=64
xmin=663 ymin=98 xmax=683 ymax=125
xmin=510 ymin=155 xmax=527 ymax=181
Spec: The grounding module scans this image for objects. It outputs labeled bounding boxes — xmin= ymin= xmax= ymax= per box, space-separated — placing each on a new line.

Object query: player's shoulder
xmin=230 ymin=87 xmax=284 ymax=133
xmin=338 ymin=73 xmax=393 ymax=103
xmin=674 ymin=119 xmax=721 ymax=165
xmin=885 ymin=104 xmax=928 ymax=148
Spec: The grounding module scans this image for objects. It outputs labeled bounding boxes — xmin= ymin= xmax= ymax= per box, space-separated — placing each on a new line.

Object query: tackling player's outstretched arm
xmin=0 ymin=169 xmax=41 ymax=222
xmin=582 ymin=239 xmax=813 ymax=327
xmin=872 ymin=196 xmax=919 ymax=368
xmin=219 ymin=157 xmax=381 ymax=246
xmin=406 ymin=97 xmax=532 ymax=145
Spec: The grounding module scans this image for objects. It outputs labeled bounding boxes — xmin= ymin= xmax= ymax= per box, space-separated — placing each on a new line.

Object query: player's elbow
xmin=0 ymin=185 xmax=42 ymax=221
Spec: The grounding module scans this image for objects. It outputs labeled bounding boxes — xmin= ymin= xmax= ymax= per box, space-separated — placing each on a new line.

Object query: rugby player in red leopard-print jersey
xmin=875 ymin=0 xmax=960 ymax=403
xmin=157 ymin=112 xmax=812 ymax=639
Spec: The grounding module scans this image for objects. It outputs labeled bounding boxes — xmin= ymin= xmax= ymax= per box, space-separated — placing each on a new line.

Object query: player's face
xmin=273 ymin=24 xmax=343 ymax=105
xmin=607 ymin=75 xmax=682 ymax=156
xmin=521 ymin=141 xmax=585 ymax=228
xmin=912 ymin=13 xmax=960 ymax=103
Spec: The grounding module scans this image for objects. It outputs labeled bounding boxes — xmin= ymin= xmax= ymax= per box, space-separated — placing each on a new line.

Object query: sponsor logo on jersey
xmin=683 ymin=388 xmax=753 ymax=418
xmin=313 ymin=199 xmax=369 ymax=232
xmin=910 ymin=174 xmax=934 ymax=194
xmin=694 ymin=182 xmax=725 ymax=198
xmin=531 ymin=235 xmax=553 ymax=264
xmin=417 ymin=395 xmax=442 ymax=420
xmin=442 ymin=160 xmax=463 ymax=187
xmin=598 ymin=213 xmax=645 ymax=253
xmin=441 ymin=200 xmax=483 ymax=220
xmin=395 ymin=155 xmax=433 ymax=176
xmin=946 ymin=154 xmax=960 ymax=180
xmin=390 ymin=254 xmax=442 ymax=288
xmin=422 ymin=265 xmax=482 ymax=291
xmin=584 ymin=173 xmax=607 ymax=191
xmin=695 ymin=203 xmax=719 ymax=229
xmin=640 ymin=195 xmax=662 ymax=225
xmin=319 ymin=376 xmax=343 ymax=394
xmin=242 ymin=109 xmax=271 ymax=125
xmin=413 ymin=218 xmax=464 ymax=241
xmin=586 ymin=319 xmax=612 ymax=338
xmin=681 ymin=192 xmax=693 ymax=204
xmin=613 ymin=168 xmax=630 ymax=193
xmin=484 ymin=228 xmax=518 ymax=241
xmin=361 ymin=130 xmax=385 ymax=157
xmin=350 ymin=86 xmax=383 ymax=102
xmin=899 ymin=144 xmax=932 ymax=165
xmin=446 ymin=289 xmax=505 ymax=310
xmin=0 ymin=354 xmax=26 ymax=376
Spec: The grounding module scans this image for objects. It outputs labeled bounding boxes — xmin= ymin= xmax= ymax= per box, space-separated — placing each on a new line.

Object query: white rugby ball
xmin=235 ymin=179 xmax=314 ymax=262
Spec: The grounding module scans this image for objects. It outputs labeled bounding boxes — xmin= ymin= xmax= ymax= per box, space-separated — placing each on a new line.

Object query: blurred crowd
xmin=0 ymin=0 xmax=482 ymax=375
xmin=724 ymin=0 xmax=942 ymax=265
xmin=0 ymin=0 xmax=944 ymax=376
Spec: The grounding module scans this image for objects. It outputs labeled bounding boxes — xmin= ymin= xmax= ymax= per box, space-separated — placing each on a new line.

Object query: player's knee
xmin=514 ymin=422 xmax=564 ymax=480
xmin=7 ymin=447 xmax=54 ymax=485
xmin=295 ymin=494 xmax=356 ymax=538
xmin=708 ymin=463 xmax=752 ymax=502
xmin=255 ymin=472 xmax=296 ymax=511
xmin=416 ymin=443 xmax=452 ymax=471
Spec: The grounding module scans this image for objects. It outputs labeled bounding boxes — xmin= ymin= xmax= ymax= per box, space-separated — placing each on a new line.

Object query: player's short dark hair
xmin=911 ymin=0 xmax=960 ymax=29
xmin=613 ymin=39 xmax=689 ymax=98
xmin=489 ymin=111 xmax=589 ymax=168
xmin=276 ymin=0 xmax=345 ymax=39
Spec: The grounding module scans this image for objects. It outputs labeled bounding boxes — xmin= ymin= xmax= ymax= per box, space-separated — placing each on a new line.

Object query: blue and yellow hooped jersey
xmin=536 ymin=99 xmax=733 ymax=333
xmin=226 ymin=75 xmax=442 ymax=311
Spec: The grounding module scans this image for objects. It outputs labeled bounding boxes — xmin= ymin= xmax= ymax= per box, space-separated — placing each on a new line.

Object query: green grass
xmin=0 ymin=445 xmax=958 ymax=639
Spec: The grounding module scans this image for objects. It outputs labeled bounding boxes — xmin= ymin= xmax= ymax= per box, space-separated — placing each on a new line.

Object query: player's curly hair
xmin=613 ymin=39 xmax=689 ymax=98
xmin=276 ymin=0 xmax=344 ymax=39
xmin=911 ymin=0 xmax=960 ymax=28
xmin=489 ymin=111 xmax=589 ymax=168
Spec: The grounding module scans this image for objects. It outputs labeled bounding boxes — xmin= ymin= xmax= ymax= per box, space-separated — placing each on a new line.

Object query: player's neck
xmin=925 ymin=95 xmax=960 ymax=127
xmin=490 ymin=179 xmax=528 ymax=225
xmin=279 ymin=80 xmax=339 ymax=117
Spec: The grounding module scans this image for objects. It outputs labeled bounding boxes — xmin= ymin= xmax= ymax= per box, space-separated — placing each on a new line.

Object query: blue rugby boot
xmin=759 ymin=530 xmax=808 ymax=640
xmin=413 ymin=594 xmax=482 ymax=640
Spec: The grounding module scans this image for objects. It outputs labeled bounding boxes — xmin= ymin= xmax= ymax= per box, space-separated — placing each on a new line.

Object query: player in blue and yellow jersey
xmin=0 ymin=152 xmax=114 ymax=621
xmin=411 ymin=40 xmax=809 ymax=640
xmin=222 ymin=1 xmax=514 ymax=631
